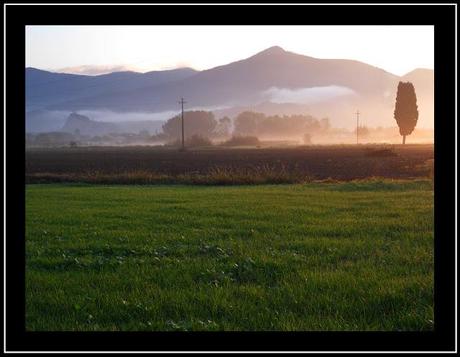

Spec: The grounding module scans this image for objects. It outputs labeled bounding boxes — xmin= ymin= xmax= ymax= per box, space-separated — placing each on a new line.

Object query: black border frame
xmin=5 ymin=2 xmax=457 ymax=353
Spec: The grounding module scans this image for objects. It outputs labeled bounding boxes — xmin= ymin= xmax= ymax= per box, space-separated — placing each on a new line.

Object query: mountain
xmin=401 ymin=68 xmax=434 ymax=83
xmin=46 ymin=46 xmax=399 ymax=113
xmin=26 ymin=46 xmax=434 ymax=131
xmin=26 ymin=67 xmax=198 ymax=111
xmin=401 ymin=68 xmax=434 ymax=100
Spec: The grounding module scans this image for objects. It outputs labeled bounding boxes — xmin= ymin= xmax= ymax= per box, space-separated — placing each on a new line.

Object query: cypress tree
xmin=394 ymin=81 xmax=419 ymax=144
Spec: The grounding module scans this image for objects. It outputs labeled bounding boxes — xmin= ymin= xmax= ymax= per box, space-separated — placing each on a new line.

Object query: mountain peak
xmin=66 ymin=112 xmax=91 ymax=123
xmin=266 ymin=45 xmax=285 ymax=52
xmin=255 ymin=46 xmax=286 ymax=56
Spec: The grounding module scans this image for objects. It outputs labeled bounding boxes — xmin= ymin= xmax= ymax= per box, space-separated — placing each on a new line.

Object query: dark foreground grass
xmin=25 ymin=165 xmax=310 ymax=185
xmin=26 ymin=180 xmax=433 ymax=331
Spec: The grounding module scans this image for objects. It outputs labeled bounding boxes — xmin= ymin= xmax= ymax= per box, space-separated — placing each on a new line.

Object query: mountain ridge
xmin=26 ymin=46 xmax=434 ymax=131
xmin=46 ymin=46 xmax=401 ymax=112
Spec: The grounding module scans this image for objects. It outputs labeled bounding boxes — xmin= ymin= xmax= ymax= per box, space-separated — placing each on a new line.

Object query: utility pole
xmin=178 ymin=97 xmax=187 ymax=150
xmin=355 ymin=109 xmax=360 ymax=144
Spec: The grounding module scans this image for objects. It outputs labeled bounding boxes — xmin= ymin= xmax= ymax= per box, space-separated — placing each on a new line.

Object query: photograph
xmin=4 ymin=2 xmax=457 ymax=353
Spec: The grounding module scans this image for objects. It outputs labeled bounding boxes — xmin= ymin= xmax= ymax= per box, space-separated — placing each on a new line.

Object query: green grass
xmin=26 ymin=180 xmax=434 ymax=331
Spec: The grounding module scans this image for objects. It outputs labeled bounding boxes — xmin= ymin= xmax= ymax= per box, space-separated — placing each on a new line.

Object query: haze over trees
xmin=161 ymin=110 xmax=332 ymax=142
xmin=26 ymin=91 xmax=433 ymax=147
xmin=354 ymin=125 xmax=370 ymax=138
xmin=162 ymin=111 xmax=217 ymax=139
xmin=233 ymin=111 xmax=331 ymax=138
xmin=214 ymin=116 xmax=232 ymax=138
xmin=394 ymin=81 xmax=419 ymax=144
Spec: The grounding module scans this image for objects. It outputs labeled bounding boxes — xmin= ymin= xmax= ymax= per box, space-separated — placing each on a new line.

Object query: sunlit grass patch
xmin=26 ymin=181 xmax=433 ymax=331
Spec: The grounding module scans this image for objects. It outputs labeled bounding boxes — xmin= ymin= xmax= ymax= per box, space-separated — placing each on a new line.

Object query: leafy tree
xmin=162 ymin=111 xmax=217 ymax=139
xmin=214 ymin=116 xmax=232 ymax=137
xmin=394 ymin=81 xmax=418 ymax=144
xmin=233 ymin=111 xmax=265 ymax=136
xmin=234 ymin=111 xmax=329 ymax=138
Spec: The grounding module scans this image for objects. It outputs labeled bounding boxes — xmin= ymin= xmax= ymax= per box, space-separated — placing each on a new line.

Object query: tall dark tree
xmin=394 ymin=81 xmax=418 ymax=144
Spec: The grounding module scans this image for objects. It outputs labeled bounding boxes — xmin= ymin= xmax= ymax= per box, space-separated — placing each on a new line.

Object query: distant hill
xmin=401 ymin=68 xmax=434 ymax=83
xmin=26 ymin=46 xmax=434 ymax=131
xmin=62 ymin=112 xmax=118 ymax=135
xmin=400 ymin=68 xmax=434 ymax=129
xmin=401 ymin=68 xmax=434 ymax=98
xmin=26 ymin=67 xmax=198 ymax=111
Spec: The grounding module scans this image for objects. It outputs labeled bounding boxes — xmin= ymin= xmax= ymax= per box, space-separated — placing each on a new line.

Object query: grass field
xmin=26 ymin=180 xmax=434 ymax=331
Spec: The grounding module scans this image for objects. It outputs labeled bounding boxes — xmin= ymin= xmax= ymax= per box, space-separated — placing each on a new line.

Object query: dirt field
xmin=26 ymin=144 xmax=434 ymax=182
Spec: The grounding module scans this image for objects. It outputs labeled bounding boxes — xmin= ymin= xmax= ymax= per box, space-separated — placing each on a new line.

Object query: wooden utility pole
xmin=178 ymin=97 xmax=187 ymax=150
xmin=355 ymin=110 xmax=360 ymax=144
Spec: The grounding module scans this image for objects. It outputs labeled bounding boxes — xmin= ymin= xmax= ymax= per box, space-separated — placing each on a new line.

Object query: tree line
xmin=162 ymin=110 xmax=331 ymax=140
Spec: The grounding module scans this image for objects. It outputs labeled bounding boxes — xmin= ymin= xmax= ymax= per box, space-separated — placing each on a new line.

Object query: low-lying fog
xmin=25 ymin=105 xmax=434 ymax=148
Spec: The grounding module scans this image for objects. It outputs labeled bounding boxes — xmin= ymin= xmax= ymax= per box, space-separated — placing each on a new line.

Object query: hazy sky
xmin=26 ymin=25 xmax=434 ymax=76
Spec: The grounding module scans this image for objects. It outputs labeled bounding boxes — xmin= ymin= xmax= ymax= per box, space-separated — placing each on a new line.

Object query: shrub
xmin=221 ymin=136 xmax=260 ymax=147
xmin=187 ymin=135 xmax=213 ymax=147
xmin=364 ymin=145 xmax=397 ymax=157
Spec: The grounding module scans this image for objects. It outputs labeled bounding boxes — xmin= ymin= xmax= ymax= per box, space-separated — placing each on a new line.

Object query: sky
xmin=26 ymin=25 xmax=434 ymax=77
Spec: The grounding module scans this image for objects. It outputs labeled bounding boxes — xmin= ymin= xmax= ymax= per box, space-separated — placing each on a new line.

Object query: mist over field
xmin=26 ymin=46 xmax=434 ymax=145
